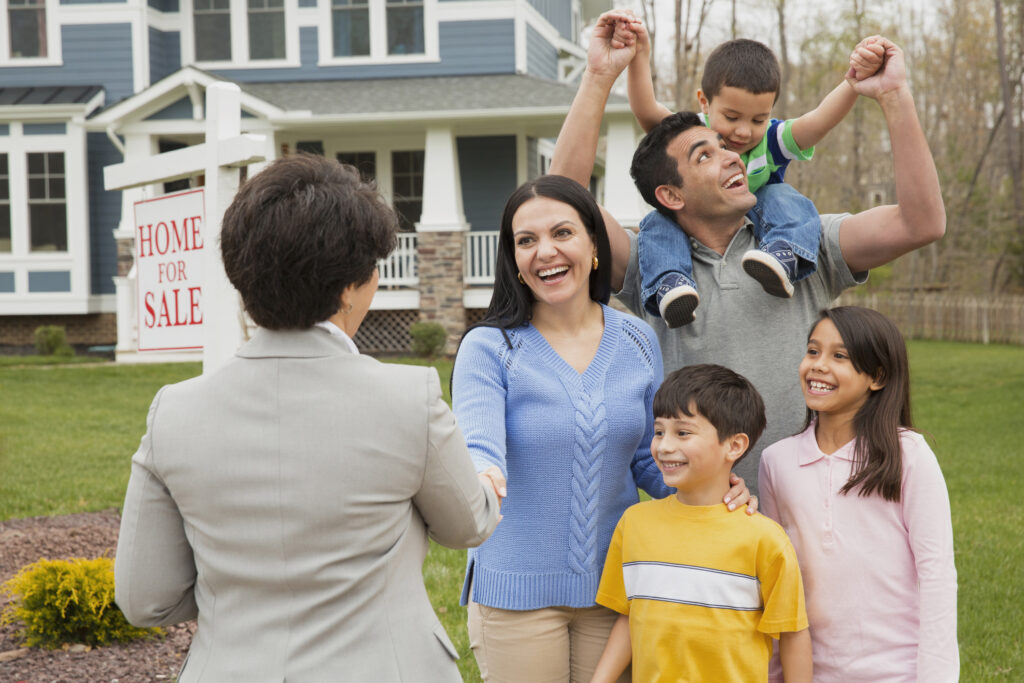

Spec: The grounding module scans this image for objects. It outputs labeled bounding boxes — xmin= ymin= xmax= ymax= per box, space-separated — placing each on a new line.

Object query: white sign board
xmin=133 ymin=188 xmax=205 ymax=352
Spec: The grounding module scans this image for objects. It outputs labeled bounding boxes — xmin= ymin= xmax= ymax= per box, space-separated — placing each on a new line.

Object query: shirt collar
xmin=314 ymin=320 xmax=360 ymax=355
xmin=797 ymin=422 xmax=856 ymax=466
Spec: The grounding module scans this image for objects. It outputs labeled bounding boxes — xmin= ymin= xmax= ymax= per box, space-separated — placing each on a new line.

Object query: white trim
xmin=269 ymin=102 xmax=633 ymax=127
xmin=371 ymin=289 xmax=419 ymax=310
xmin=435 ymin=0 xmax=513 ymax=22
xmin=146 ymin=6 xmax=182 ymax=33
xmin=317 ymin=0 xmax=439 ymax=68
xmin=181 ymin=0 xmax=301 ymax=70
xmin=463 ymin=288 xmax=492 ymax=309
xmin=0 ymin=0 xmax=62 ymax=66
xmin=0 ymin=121 xmax=92 ymax=315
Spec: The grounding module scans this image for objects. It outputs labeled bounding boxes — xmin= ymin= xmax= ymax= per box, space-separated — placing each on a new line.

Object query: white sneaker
xmin=658 ymin=284 xmax=700 ymax=328
xmin=741 ymin=248 xmax=795 ymax=298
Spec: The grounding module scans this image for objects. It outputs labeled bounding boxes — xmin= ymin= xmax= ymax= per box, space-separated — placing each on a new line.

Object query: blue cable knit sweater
xmin=452 ymin=305 xmax=669 ymax=610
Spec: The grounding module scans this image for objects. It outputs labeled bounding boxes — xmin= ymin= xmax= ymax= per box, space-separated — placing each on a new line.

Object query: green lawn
xmin=0 ymin=342 xmax=1021 ymax=680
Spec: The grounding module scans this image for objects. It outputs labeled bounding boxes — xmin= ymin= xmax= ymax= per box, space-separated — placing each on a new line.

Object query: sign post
xmin=104 ymin=82 xmax=265 ymax=373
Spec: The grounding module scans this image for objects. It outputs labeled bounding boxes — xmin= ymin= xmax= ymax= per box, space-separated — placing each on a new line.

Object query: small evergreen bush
xmin=0 ymin=557 xmax=162 ymax=649
xmin=33 ymin=325 xmax=74 ymax=357
xmin=409 ymin=321 xmax=448 ymax=358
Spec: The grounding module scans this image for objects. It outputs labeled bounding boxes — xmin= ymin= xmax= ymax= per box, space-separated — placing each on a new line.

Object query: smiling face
xmin=698 ymin=86 xmax=776 ymax=156
xmin=652 ymin=405 xmax=746 ymax=506
xmin=799 ymin=318 xmax=884 ymax=422
xmin=512 ymin=196 xmax=596 ymax=312
xmin=662 ymin=126 xmax=757 ymax=221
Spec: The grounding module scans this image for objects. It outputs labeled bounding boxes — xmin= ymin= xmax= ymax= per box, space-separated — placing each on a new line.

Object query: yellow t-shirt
xmin=596 ymin=497 xmax=807 ymax=682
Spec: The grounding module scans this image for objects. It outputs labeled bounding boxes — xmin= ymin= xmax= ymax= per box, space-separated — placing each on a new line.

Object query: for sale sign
xmin=134 ymin=189 xmax=205 ymax=352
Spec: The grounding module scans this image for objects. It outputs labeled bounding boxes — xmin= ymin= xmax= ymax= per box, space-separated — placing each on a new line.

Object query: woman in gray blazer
xmin=114 ymin=154 xmax=501 ymax=682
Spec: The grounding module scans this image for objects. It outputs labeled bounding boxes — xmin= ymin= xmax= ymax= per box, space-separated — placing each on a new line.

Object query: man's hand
xmin=846 ymin=36 xmax=908 ymax=101
xmin=847 ymin=35 xmax=886 ymax=81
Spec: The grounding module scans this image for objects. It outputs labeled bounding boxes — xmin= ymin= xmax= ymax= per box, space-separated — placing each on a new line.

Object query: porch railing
xmin=464 ymin=231 xmax=499 ymax=285
xmin=378 ymin=232 xmax=418 ymax=287
xmin=377 ymin=230 xmax=500 ymax=288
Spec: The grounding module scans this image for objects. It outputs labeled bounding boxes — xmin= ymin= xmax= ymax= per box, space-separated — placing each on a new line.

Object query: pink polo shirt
xmin=759 ymin=425 xmax=959 ymax=682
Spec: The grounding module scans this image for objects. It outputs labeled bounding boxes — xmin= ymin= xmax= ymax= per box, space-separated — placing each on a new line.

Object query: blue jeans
xmin=638 ymin=182 xmax=821 ymax=316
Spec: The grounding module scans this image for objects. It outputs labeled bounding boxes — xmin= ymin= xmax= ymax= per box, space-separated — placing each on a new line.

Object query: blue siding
xmin=0 ymin=272 xmax=13 ymax=293
xmin=146 ymin=96 xmax=192 ymax=120
xmin=24 ymin=123 xmax=67 ymax=135
xmin=87 ymin=133 xmax=121 ymax=295
xmin=457 ymin=135 xmax=516 ymax=232
xmin=528 ymin=0 xmax=571 ymax=38
xmin=149 ymin=28 xmax=181 ymax=85
xmin=29 ymin=271 xmax=72 ymax=292
xmin=0 ymin=125 xmax=8 ymax=135
xmin=0 ymin=25 xmax=134 ymax=103
xmin=526 ymin=24 xmax=557 ymax=80
xmin=223 ymin=20 xmax=514 ymax=82
xmin=298 ymin=0 xmax=316 ymax=6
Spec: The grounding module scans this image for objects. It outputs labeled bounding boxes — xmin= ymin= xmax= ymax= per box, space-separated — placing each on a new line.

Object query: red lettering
xmin=189 ymin=286 xmax=202 ymax=324
xmin=154 ymin=221 xmax=169 ymax=255
xmin=138 ymin=224 xmax=153 ymax=258
xmin=143 ymin=291 xmax=155 ymax=328
xmin=190 ymin=216 xmax=203 ymax=250
xmin=158 ymin=291 xmax=173 ymax=327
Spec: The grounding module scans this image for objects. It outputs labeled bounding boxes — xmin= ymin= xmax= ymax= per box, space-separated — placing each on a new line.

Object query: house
xmin=0 ymin=0 xmax=647 ymax=357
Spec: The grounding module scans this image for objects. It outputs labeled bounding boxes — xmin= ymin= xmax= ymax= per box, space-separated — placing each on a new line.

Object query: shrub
xmin=409 ymin=321 xmax=448 ymax=358
xmin=0 ymin=557 xmax=162 ymax=649
xmin=33 ymin=325 xmax=74 ymax=357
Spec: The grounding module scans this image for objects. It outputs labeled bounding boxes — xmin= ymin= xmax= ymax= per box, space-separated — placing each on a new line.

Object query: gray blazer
xmin=115 ymin=327 xmax=500 ymax=682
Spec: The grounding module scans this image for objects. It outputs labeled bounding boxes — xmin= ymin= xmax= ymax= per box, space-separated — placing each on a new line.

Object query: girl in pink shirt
xmin=760 ymin=306 xmax=958 ymax=681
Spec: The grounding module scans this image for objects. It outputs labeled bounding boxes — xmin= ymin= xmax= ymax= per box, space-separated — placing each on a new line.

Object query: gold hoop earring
xmin=343 ymin=303 xmax=354 ymax=314
xmin=592 ymin=256 xmax=599 ymax=271
xmin=517 ymin=272 xmax=525 ymax=285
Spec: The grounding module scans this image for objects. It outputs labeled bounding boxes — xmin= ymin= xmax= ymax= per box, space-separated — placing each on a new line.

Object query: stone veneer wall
xmin=416 ymin=230 xmax=465 ymax=354
xmin=0 ymin=314 xmax=117 ymax=347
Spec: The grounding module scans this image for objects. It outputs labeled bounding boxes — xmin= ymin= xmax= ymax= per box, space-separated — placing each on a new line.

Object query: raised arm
xmin=789 ymin=39 xmax=884 ymax=150
xmin=627 ymin=19 xmax=673 ymax=133
xmin=549 ymin=10 xmax=638 ymax=291
xmin=836 ymin=37 xmax=945 ymax=273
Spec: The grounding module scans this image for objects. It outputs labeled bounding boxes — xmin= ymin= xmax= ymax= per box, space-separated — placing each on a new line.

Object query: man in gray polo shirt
xmin=551 ymin=18 xmax=945 ymax=493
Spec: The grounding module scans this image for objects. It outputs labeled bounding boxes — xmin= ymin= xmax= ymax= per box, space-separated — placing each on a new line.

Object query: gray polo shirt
xmin=617 ymin=213 xmax=867 ymax=494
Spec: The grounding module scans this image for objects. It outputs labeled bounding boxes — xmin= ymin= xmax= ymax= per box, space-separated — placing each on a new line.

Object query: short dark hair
xmin=701 ymin=39 xmax=781 ymax=102
xmin=630 ymin=111 xmax=703 ymax=218
xmin=475 ymin=174 xmax=612 ymax=331
xmin=220 ymin=153 xmax=397 ymax=330
xmin=653 ymin=364 xmax=766 ymax=462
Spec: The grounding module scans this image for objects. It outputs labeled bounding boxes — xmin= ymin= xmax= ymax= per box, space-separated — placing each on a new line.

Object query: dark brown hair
xmin=220 ymin=153 xmax=397 ymax=329
xmin=803 ymin=307 xmax=914 ymax=502
xmin=653 ymin=364 xmax=766 ymax=464
xmin=701 ymin=39 xmax=781 ymax=102
xmin=630 ymin=111 xmax=703 ymax=219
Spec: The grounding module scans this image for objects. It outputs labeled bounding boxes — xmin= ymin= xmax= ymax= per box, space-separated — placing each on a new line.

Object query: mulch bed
xmin=0 ymin=511 xmax=195 ymax=682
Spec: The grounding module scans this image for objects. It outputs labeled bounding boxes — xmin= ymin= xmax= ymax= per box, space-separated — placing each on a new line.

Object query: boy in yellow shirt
xmin=592 ymin=364 xmax=811 ymax=682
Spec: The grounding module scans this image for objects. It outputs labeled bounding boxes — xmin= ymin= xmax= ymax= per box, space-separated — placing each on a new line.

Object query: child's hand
xmin=631 ymin=15 xmax=652 ymax=62
xmin=589 ymin=10 xmax=642 ymax=80
xmin=848 ymin=35 xmax=886 ymax=82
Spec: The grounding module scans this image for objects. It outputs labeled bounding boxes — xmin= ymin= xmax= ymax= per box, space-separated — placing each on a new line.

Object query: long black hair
xmin=803 ymin=306 xmax=914 ymax=502
xmin=474 ymin=174 xmax=612 ymax=335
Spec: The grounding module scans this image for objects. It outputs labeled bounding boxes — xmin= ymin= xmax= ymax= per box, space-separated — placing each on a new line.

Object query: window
xmin=332 ymin=0 xmax=369 ymax=58
xmin=248 ymin=0 xmax=285 ymax=60
xmin=27 ymin=152 xmax=66 ymax=252
xmin=0 ymin=154 xmax=9 ymax=252
xmin=386 ymin=0 xmax=423 ymax=56
xmin=7 ymin=0 xmax=47 ymax=58
xmin=391 ymin=150 xmax=423 ymax=231
xmin=194 ymin=0 xmax=232 ymax=61
xmin=336 ymin=151 xmax=376 ymax=183
xmin=325 ymin=0 xmax=433 ymax=61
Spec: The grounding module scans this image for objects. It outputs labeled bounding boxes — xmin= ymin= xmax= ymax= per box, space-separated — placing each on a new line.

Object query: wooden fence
xmin=836 ymin=292 xmax=1024 ymax=345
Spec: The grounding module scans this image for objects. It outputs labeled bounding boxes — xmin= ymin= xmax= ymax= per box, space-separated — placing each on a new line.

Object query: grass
xmin=1 ymin=342 xmax=1021 ymax=680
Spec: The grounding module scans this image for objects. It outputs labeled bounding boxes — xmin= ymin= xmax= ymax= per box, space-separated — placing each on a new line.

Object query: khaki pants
xmin=467 ymin=602 xmax=631 ymax=683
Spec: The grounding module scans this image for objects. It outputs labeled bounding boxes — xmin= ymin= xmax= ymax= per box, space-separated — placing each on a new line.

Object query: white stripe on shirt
xmin=623 ymin=561 xmax=763 ymax=611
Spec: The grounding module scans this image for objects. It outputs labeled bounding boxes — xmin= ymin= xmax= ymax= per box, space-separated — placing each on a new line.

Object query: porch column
xmin=604 ymin=117 xmax=647 ymax=228
xmin=112 ymin=133 xmax=155 ymax=355
xmin=416 ymin=126 xmax=469 ymax=353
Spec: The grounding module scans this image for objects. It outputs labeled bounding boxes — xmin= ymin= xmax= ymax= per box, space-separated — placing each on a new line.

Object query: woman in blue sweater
xmin=452 ymin=175 xmax=751 ymax=682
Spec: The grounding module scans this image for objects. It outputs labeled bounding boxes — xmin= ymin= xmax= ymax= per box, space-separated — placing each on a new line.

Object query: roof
xmin=0 ymin=85 xmax=103 ymax=106
xmin=238 ymin=73 xmax=628 ymax=117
